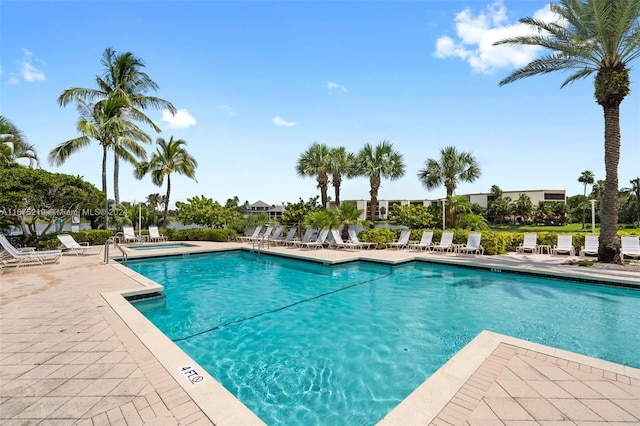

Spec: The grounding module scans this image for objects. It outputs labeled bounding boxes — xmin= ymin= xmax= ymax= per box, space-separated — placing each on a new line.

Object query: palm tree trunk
xmin=598 ymin=103 xmax=621 ymax=263
xmin=102 ymin=144 xmax=109 ymax=230
xmin=333 ymin=173 xmax=341 ymax=206
xmin=369 ymin=175 xmax=380 ymax=226
xmin=113 ymin=154 xmax=120 ymax=206
xmin=581 ymin=185 xmax=587 ymax=230
xmin=317 ymin=173 xmax=328 ymax=208
xmin=163 ymin=174 xmax=171 ymax=227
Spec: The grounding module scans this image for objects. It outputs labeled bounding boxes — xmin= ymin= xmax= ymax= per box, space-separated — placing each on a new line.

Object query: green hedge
xmin=358 ymin=228 xmax=397 ymax=249
xmin=169 ymin=228 xmax=237 ymax=242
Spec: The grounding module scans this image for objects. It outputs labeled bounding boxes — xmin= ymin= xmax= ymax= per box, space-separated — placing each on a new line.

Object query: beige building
xmin=344 ymin=189 xmax=566 ymax=221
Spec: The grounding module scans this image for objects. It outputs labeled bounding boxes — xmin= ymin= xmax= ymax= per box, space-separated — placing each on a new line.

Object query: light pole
xmin=442 ymin=199 xmax=446 ymax=230
xmin=590 ymin=199 xmax=596 ymax=233
xmin=138 ymin=202 xmax=142 ymax=239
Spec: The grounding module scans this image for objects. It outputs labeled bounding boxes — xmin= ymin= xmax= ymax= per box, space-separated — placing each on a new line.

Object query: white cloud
xmin=219 ymin=104 xmax=236 ymax=117
xmin=434 ymin=0 xmax=556 ymax=74
xmin=273 ymin=116 xmax=296 ymax=127
xmin=327 ymin=81 xmax=348 ymax=92
xmin=161 ymin=109 xmax=197 ymax=129
xmin=10 ymin=48 xmax=46 ymax=83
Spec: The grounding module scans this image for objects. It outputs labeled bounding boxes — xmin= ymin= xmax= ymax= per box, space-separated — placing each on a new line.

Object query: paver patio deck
xmin=1 ymin=241 xmax=638 ymax=425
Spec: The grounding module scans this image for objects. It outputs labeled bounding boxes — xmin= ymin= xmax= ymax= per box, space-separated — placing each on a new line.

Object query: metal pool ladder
xmin=104 ymin=238 xmax=128 ymax=264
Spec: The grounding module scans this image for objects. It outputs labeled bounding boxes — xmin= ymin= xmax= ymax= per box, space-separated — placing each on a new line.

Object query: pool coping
xmin=105 ymin=244 xmax=640 ymax=424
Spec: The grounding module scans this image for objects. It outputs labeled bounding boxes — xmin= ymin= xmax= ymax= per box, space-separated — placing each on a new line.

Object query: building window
xmin=544 ymin=193 xmax=565 ymax=200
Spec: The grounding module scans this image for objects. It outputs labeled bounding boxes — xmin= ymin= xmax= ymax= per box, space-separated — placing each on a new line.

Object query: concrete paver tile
xmin=14 ymin=379 xmax=66 ymax=397
xmin=14 ymin=396 xmax=71 ymax=419
xmin=44 ymin=363 xmax=88 ymax=379
xmin=119 ymin=401 xmax=143 ymax=425
xmin=584 ymin=381 xmax=637 ymax=399
xmin=556 ymin=380 xmax=605 ymax=398
xmin=517 ymin=397 xmax=566 ymax=420
xmin=48 ymin=396 xmax=102 ymax=418
xmin=498 ymin=379 xmax=542 ymax=398
xmin=466 ymin=400 xmax=502 ymax=423
xmin=78 ymin=378 xmax=122 ymax=396
xmin=91 ymin=412 xmax=110 ymax=426
xmin=548 ymin=398 xmax=603 ymax=421
xmin=0 ymin=396 xmax=40 ymax=419
xmin=584 ymin=399 xmax=638 ymax=422
xmin=16 ymin=364 xmax=62 ymax=380
xmin=47 ymin=379 xmax=94 ymax=397
xmin=73 ymin=363 xmax=114 ymax=379
xmin=84 ymin=396 xmax=134 ymax=418
xmin=527 ymin=380 xmax=574 ymax=398
xmin=0 ymin=379 xmax=32 ymax=397
xmin=109 ymin=377 xmax=150 ymax=396
xmin=106 ymin=406 xmax=128 ymax=426
xmin=484 ymin=397 xmax=534 ymax=421
xmin=611 ymin=398 xmax=639 ymax=418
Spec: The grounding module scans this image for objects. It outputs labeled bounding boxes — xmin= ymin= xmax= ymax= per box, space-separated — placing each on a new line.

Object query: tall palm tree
xmin=417 ymin=146 xmax=481 ymax=225
xmin=327 ymin=146 xmax=355 ymax=206
xmin=49 ymin=95 xmax=150 ymax=228
xmin=355 ymin=141 xmax=406 ymax=225
xmin=134 ymin=137 xmax=198 ymax=226
xmin=296 ymin=142 xmax=332 ymax=208
xmin=578 ymin=170 xmax=595 ymax=229
xmin=0 ymin=116 xmax=39 ymax=167
xmin=494 ymin=0 xmax=640 ymax=262
xmin=620 ymin=177 xmax=640 ymax=226
xmin=58 ymin=47 xmax=176 ymax=205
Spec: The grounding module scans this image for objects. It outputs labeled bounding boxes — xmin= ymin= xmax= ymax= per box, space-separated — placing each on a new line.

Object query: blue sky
xmin=2 ymin=0 xmax=639 ymax=208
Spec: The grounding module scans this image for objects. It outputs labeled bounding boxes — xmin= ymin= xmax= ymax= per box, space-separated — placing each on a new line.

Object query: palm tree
xmin=417 ymin=146 xmax=480 ymax=225
xmin=0 ymin=116 xmax=39 ymax=167
xmin=332 ymin=202 xmax=364 ymax=240
xmin=591 ymin=179 xmax=606 ymax=200
xmin=620 ymin=177 xmax=640 ymax=227
xmin=58 ymin=47 xmax=176 ymax=205
xmin=134 ymin=137 xmax=198 ymax=226
xmin=578 ymin=170 xmax=595 ymax=229
xmin=296 ymin=142 xmax=332 ymax=208
xmin=355 ymin=141 xmax=406 ymax=225
xmin=327 ymin=146 xmax=355 ymax=206
xmin=49 ymin=94 xmax=150 ymax=228
xmin=494 ymin=0 xmax=640 ymax=262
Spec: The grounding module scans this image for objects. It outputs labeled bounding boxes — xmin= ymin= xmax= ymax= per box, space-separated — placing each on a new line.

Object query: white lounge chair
xmin=298 ymin=229 xmax=329 ymax=250
xmin=148 ymin=226 xmax=168 ymax=242
xmin=0 ymin=235 xmax=61 ymax=268
xmin=57 ymin=234 xmax=90 ymax=255
xmin=117 ymin=226 xmax=142 ymax=244
xmin=239 ymin=226 xmax=262 ymax=243
xmin=455 ymin=233 xmax=484 ymax=256
xmin=552 ymin=235 xmax=575 ymax=256
xmin=274 ymin=227 xmax=297 ymax=246
xmin=621 ymin=235 xmax=640 ymax=260
xmin=432 ymin=231 xmax=454 ymax=253
xmin=580 ymin=235 xmax=599 ymax=258
xmin=348 ymin=229 xmax=377 ymax=249
xmin=386 ymin=229 xmax=411 ymax=249
xmin=330 ymin=229 xmax=362 ymax=250
xmin=516 ymin=233 xmax=538 ymax=254
xmin=265 ymin=226 xmax=284 ymax=245
xmin=291 ymin=228 xmax=315 ymax=248
xmin=408 ymin=231 xmax=434 ymax=251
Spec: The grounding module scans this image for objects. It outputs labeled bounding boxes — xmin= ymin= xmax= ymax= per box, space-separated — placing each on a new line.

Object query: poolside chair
xmin=290 ymin=228 xmax=315 ymax=248
xmin=348 ymin=229 xmax=377 ymax=249
xmin=265 ymin=226 xmax=284 ymax=245
xmin=57 ymin=234 xmax=90 ymax=255
xmin=117 ymin=226 xmax=142 ymax=244
xmin=329 ymin=229 xmax=362 ymax=250
xmin=274 ymin=227 xmax=297 ymax=246
xmin=408 ymin=231 xmax=434 ymax=251
xmin=386 ymin=229 xmax=411 ymax=249
xmin=298 ymin=229 xmax=329 ymax=250
xmin=0 ymin=235 xmax=61 ymax=268
xmin=455 ymin=233 xmax=484 ymax=256
xmin=552 ymin=235 xmax=575 ymax=257
xmin=432 ymin=231 xmax=454 ymax=253
xmin=239 ymin=226 xmax=262 ymax=243
xmin=621 ymin=235 xmax=640 ymax=260
xmin=148 ymin=226 xmax=168 ymax=242
xmin=516 ymin=233 xmax=539 ymax=254
xmin=579 ymin=235 xmax=599 ymax=258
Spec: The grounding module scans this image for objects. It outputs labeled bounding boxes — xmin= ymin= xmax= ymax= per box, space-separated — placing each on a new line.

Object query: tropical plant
xmin=134 ymin=136 xmax=198 ymax=226
xmin=0 ymin=116 xmax=39 ymax=167
xmin=332 ymin=201 xmax=365 ymax=239
xmin=296 ymin=142 xmax=332 ymax=208
xmin=327 ymin=146 xmax=356 ymax=206
xmin=514 ymin=194 xmax=534 ymax=224
xmin=417 ymin=146 xmax=481 ymax=225
xmin=49 ymin=94 xmax=151 ymax=228
xmin=388 ymin=203 xmax=436 ymax=229
xmin=304 ymin=210 xmax=338 ymax=231
xmin=620 ymin=177 xmax=640 ymax=226
xmin=590 ymin=179 xmax=606 ymax=200
xmin=58 ymin=47 xmax=176 ymax=205
xmin=176 ymin=195 xmax=241 ymax=228
xmin=354 ymin=141 xmax=406 ymax=225
xmin=494 ymin=0 xmax=640 ymax=262
xmin=578 ymin=170 xmax=595 ymax=229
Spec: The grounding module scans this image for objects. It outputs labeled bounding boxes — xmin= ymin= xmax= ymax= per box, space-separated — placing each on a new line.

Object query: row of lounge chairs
xmin=385 ymin=230 xmax=484 ymax=255
xmin=238 ymin=226 xmax=378 ymax=250
xmin=516 ymin=233 xmax=640 ymax=259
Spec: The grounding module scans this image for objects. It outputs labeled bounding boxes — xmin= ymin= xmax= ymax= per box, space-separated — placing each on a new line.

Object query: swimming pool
xmin=126 ymin=251 xmax=640 ymax=425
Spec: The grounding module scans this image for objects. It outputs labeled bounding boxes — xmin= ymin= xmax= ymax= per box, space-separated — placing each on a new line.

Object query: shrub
xmin=358 ymin=228 xmax=397 ymax=249
xmin=170 ymin=228 xmax=237 ymax=242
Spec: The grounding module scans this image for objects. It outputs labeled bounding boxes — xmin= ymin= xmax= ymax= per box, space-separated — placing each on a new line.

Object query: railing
xmin=104 ymin=238 xmax=128 ymax=264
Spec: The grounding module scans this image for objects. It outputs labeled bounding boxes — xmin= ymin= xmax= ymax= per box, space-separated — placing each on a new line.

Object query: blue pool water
xmin=126 ymin=251 xmax=640 ymax=425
